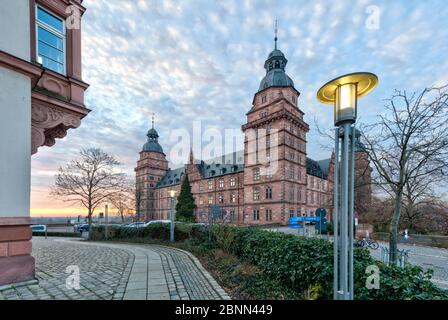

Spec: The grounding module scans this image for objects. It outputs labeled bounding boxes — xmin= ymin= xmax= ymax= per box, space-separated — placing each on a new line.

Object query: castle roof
xmin=156 ymin=150 xmax=332 ymax=188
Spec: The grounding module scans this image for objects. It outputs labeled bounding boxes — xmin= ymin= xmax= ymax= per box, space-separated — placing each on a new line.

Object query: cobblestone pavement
xmin=0 ymin=238 xmax=230 ymax=300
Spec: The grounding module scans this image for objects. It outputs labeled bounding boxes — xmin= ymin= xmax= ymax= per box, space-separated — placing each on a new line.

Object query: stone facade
xmin=133 ymin=42 xmax=370 ymax=226
xmin=0 ymin=0 xmax=88 ymax=286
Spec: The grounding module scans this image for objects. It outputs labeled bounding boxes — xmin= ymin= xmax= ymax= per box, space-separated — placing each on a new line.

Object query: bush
xmin=209 ymin=226 xmax=447 ymax=300
xmin=91 ymin=223 xmax=448 ymax=300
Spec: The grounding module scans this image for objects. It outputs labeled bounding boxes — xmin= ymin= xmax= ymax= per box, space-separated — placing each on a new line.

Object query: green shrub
xmin=91 ymin=223 xmax=448 ymax=300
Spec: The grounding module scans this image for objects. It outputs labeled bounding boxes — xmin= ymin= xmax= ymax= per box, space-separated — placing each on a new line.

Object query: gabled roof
xmin=155 ymin=151 xmax=245 ymax=189
xmin=156 ymin=167 xmax=185 ymax=188
xmin=156 ymin=151 xmax=333 ymax=188
xmin=306 ymin=157 xmax=331 ymax=179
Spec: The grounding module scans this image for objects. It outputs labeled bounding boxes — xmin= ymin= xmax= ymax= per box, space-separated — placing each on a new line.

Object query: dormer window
xmin=261 ymin=95 xmax=267 ymax=103
xmin=36 ymin=6 xmax=66 ymax=75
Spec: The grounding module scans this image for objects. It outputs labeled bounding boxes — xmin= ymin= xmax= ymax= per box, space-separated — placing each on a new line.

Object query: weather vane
xmin=274 ymin=19 xmax=278 ymax=50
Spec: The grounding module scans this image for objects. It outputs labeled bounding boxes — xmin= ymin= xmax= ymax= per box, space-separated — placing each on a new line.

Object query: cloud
xmin=31 ymin=0 xmax=448 ymax=215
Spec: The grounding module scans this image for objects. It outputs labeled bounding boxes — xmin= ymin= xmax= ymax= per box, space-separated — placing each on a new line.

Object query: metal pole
xmin=341 ymin=123 xmax=350 ymax=300
xmin=170 ymin=197 xmax=175 ymax=242
xmin=333 ymin=128 xmax=339 ymax=300
xmin=349 ymin=125 xmax=356 ymax=300
xmin=105 ymin=203 xmax=109 ymax=240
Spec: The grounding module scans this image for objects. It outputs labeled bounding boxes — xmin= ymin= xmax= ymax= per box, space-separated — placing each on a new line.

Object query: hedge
xmin=91 ymin=223 xmax=448 ymax=300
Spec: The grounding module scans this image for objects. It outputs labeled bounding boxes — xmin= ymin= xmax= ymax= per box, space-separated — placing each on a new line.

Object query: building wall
xmin=0 ymin=0 xmax=30 ymax=60
xmin=0 ymin=67 xmax=31 ymax=218
xmin=0 ymin=0 xmax=34 ymax=286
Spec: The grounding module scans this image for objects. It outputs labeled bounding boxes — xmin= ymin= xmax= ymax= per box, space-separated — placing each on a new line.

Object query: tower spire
xmin=151 ymin=113 xmax=155 ymax=128
xmin=274 ymin=19 xmax=278 ymax=50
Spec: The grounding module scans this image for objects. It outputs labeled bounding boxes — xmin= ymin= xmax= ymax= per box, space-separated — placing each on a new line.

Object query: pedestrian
xmin=404 ymin=229 xmax=409 ymax=241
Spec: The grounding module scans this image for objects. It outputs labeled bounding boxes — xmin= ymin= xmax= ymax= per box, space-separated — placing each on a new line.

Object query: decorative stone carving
xmin=31 ymin=102 xmax=83 ymax=154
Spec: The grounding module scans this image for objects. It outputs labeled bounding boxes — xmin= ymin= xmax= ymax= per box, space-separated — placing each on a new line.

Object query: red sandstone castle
xmin=135 ymin=42 xmax=370 ymax=225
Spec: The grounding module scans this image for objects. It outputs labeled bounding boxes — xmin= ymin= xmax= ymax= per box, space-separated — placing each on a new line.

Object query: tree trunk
xmin=389 ymin=190 xmax=403 ymax=264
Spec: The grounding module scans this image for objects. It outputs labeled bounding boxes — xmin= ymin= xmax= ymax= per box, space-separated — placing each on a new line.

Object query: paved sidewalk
xmin=0 ymin=238 xmax=230 ymax=300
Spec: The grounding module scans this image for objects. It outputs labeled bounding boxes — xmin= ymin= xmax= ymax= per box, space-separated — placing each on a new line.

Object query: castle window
xmin=218 ymin=194 xmax=224 ymax=203
xmin=253 ymin=168 xmax=260 ymax=181
xmin=261 ymin=95 xmax=267 ymax=103
xmin=289 ymin=186 xmax=295 ymax=201
xmin=199 ymin=197 xmax=203 ymax=205
xmin=260 ymin=111 xmax=268 ymax=118
xmin=208 ymin=195 xmax=213 ymax=204
xmin=266 ymin=167 xmax=273 ymax=179
xmin=253 ymin=209 xmax=260 ymax=221
xmin=289 ymin=209 xmax=295 ymax=218
xmin=275 ymin=60 xmax=280 ymax=68
xmin=208 ymin=180 xmax=213 ymax=190
xmin=265 ymin=209 xmax=272 ymax=221
xmin=253 ymin=187 xmax=260 ymax=201
xmin=149 ymin=176 xmax=154 ymax=180
xmin=265 ymin=186 xmax=272 ymax=199
xmin=230 ymin=193 xmax=236 ymax=203
xmin=230 ymin=177 xmax=236 ymax=187
xmin=219 ymin=179 xmax=224 ymax=188
xmin=292 ymin=96 xmax=297 ymax=104
xmin=230 ymin=210 xmax=235 ymax=222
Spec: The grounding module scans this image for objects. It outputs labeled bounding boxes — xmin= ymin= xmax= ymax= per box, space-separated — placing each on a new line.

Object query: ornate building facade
xmin=135 ymin=41 xmax=370 ymax=225
xmin=0 ymin=0 xmax=89 ymax=286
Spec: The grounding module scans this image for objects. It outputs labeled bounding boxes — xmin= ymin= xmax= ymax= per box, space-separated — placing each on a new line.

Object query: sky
xmin=30 ymin=0 xmax=448 ymax=216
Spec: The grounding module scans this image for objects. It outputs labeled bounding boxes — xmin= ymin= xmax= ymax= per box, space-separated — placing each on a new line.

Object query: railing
xmin=380 ymin=246 xmax=410 ymax=268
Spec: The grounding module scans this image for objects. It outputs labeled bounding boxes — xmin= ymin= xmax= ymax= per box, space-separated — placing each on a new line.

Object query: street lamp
xmin=105 ymin=201 xmax=109 ymax=240
xmin=317 ymin=72 xmax=378 ymax=300
xmin=169 ymin=190 xmax=176 ymax=242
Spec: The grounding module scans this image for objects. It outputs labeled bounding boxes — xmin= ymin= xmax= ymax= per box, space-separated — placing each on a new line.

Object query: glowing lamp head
xmin=317 ymin=72 xmax=378 ymax=126
xmin=170 ymin=190 xmax=176 ymax=198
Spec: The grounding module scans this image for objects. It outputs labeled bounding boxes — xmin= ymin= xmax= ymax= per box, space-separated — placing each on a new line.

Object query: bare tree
xmin=51 ymin=148 xmax=125 ymax=224
xmin=362 ymin=85 xmax=448 ymax=263
xmin=108 ymin=179 xmax=135 ymax=223
xmin=135 ymin=184 xmax=143 ymax=222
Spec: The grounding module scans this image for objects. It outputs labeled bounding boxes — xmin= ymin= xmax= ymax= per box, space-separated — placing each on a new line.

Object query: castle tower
xmin=241 ymin=29 xmax=310 ymax=224
xmin=135 ymin=116 xmax=168 ymax=221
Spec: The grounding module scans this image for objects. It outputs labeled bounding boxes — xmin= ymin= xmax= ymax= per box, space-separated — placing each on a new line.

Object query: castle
xmin=134 ymin=39 xmax=370 ymax=225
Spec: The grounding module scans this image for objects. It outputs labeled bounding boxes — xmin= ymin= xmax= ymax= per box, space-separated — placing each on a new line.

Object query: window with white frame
xmin=208 ymin=180 xmax=213 ymax=190
xmin=230 ymin=193 xmax=236 ymax=203
xmin=230 ymin=177 xmax=236 ymax=187
xmin=36 ymin=6 xmax=65 ymax=74
xmin=219 ymin=179 xmax=224 ymax=188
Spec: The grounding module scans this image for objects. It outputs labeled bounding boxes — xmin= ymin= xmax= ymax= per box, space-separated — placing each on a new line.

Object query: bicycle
xmin=354 ymin=238 xmax=379 ymax=250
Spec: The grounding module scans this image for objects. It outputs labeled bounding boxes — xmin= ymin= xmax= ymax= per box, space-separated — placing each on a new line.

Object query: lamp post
xmin=105 ymin=201 xmax=109 ymax=240
xmin=317 ymin=72 xmax=378 ymax=300
xmin=169 ymin=190 xmax=176 ymax=242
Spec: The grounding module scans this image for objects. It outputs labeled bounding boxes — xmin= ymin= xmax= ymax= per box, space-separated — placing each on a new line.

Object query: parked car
xmin=125 ymin=222 xmax=146 ymax=228
xmin=143 ymin=220 xmax=171 ymax=227
xmin=75 ymin=224 xmax=90 ymax=232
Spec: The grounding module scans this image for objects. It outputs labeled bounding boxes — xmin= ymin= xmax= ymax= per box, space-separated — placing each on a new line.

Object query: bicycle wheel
xmin=354 ymin=239 xmax=364 ymax=248
xmin=369 ymin=240 xmax=379 ymax=250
